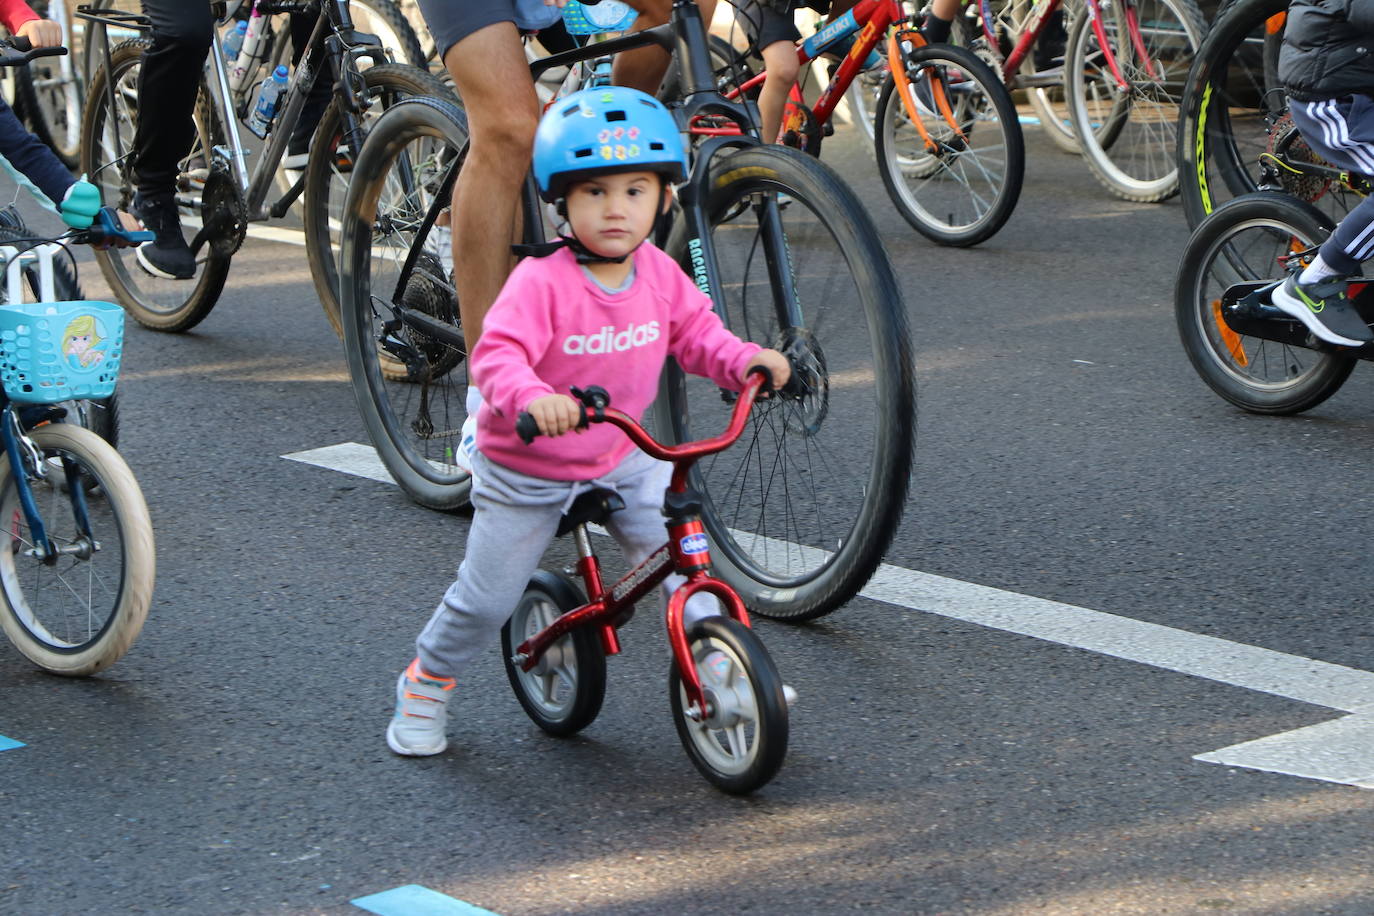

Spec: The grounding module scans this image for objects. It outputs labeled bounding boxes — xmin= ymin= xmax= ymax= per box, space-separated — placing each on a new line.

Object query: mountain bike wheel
xmin=80 ymin=37 xmax=231 ymax=333
xmin=0 ymin=224 xmax=119 ymax=446
xmin=1066 ymin=0 xmax=1204 ymax=202
xmin=657 ymin=144 xmax=915 ymax=621
xmin=1174 ymin=192 xmax=1353 ymax=414
xmin=0 ymin=422 xmax=154 ymax=676
xmin=669 ymin=616 xmax=787 ymax=795
xmin=874 ymin=42 xmax=1023 ymax=247
xmin=501 ymin=570 xmax=606 ymax=737
xmin=17 ymin=0 xmax=82 ymax=167
xmin=339 ymin=95 xmax=472 ymax=511
xmin=303 ymin=63 xmax=454 ymax=339
xmin=1175 ymin=0 xmax=1316 ymax=228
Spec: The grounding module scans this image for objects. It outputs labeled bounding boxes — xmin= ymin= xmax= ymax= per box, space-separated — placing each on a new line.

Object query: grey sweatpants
xmin=415 ymin=447 xmax=717 ymax=679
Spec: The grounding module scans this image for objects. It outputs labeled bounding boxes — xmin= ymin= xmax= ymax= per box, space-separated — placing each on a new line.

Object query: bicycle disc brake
xmin=196 ymin=165 xmax=248 ymax=257
xmin=778 ymin=326 xmax=828 ymax=437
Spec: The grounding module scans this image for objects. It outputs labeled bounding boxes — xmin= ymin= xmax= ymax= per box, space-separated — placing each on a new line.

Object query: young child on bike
xmin=1273 ymin=0 xmax=1374 ymax=347
xmin=731 ymin=0 xmax=960 ymax=145
xmin=0 ymin=2 xmax=141 ymax=241
xmin=387 ymin=87 xmax=792 ymax=757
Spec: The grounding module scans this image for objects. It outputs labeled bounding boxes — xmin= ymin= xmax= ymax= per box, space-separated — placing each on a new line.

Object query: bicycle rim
xmin=1176 ymin=194 xmax=1353 ymax=413
xmin=80 ymin=39 xmax=229 ymax=331
xmin=0 ymin=423 xmax=153 ymax=676
xmin=659 ymin=145 xmax=914 ymax=620
xmin=1068 ymin=0 xmax=1203 ymax=202
xmin=339 ymin=97 xmax=472 ymax=511
xmin=876 ymin=44 xmax=1024 ymax=246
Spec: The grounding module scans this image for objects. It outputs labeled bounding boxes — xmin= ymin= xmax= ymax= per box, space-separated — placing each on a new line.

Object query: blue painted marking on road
xmin=1018 ymin=115 xmax=1041 ymax=125
xmin=0 ymin=735 xmax=25 ymax=751
xmin=352 ymin=885 xmax=501 ymax=916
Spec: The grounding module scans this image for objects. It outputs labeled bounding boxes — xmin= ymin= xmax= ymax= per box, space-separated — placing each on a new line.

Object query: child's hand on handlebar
xmin=744 ymin=349 xmax=791 ymax=393
xmin=16 ymin=19 xmax=62 ymax=49
xmin=527 ymin=394 xmax=584 ymax=437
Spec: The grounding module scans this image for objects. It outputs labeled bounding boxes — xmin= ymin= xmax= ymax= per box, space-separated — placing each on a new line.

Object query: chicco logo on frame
xmin=562 ymin=321 xmax=661 ymax=355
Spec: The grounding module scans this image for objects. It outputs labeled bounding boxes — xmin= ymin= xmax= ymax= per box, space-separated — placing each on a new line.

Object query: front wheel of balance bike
xmin=0 ymin=422 xmax=155 ymax=676
xmin=80 ymin=38 xmax=231 ymax=332
xmin=669 ymin=616 xmax=788 ymax=795
xmin=1174 ymin=192 xmax=1354 ymax=414
xmin=501 ymin=570 xmax=606 ymax=737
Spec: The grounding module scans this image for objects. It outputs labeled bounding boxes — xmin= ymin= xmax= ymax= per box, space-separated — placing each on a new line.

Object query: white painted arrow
xmin=284 ymin=441 xmax=1374 ymax=788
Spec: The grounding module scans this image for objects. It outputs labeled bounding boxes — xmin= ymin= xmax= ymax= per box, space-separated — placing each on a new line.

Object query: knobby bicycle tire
xmin=1176 ymin=0 xmax=1288 ymax=228
xmin=656 ymin=144 xmax=915 ymax=621
xmin=346 ymin=0 xmax=428 ymax=69
xmin=1174 ymin=191 xmax=1353 ymax=414
xmin=303 ymin=63 xmax=455 ymax=339
xmin=874 ymin=41 xmax=1024 ymax=247
xmin=339 ymin=95 xmax=473 ymax=511
xmin=0 ymin=422 xmax=154 ymax=675
xmin=1066 ymin=0 xmax=1205 ymax=203
xmin=80 ymin=37 xmax=231 ymax=332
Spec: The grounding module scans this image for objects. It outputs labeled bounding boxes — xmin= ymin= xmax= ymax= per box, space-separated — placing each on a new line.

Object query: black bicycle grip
xmin=516 ymin=403 xmax=590 ymax=444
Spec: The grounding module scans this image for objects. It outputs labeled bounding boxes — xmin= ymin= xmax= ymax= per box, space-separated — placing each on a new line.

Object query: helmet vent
xmin=605 ymin=109 xmax=627 ymax=122
xmin=573 ymin=148 xmax=594 ymax=159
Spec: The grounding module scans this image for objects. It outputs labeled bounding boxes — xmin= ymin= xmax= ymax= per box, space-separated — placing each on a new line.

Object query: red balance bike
xmin=504 ymin=370 xmax=789 ymax=795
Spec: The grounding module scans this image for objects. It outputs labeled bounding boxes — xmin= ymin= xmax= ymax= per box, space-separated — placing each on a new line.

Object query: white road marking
xmin=283 ymin=441 xmax=1374 ymax=788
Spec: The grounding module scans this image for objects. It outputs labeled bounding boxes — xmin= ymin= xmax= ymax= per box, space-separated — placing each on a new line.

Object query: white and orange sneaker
xmin=386 ymin=658 xmax=456 ymax=756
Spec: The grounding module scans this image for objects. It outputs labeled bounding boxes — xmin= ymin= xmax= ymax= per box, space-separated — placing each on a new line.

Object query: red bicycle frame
xmin=511 ymin=371 xmax=772 ymax=721
xmin=697 ymin=0 xmax=968 ymax=154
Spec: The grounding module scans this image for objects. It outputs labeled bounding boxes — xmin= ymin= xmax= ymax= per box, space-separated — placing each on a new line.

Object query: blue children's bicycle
xmin=0 ymin=36 xmax=155 ymax=677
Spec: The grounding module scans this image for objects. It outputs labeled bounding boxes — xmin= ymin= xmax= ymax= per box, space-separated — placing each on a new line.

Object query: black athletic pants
xmin=131 ymin=2 xmax=330 ymax=198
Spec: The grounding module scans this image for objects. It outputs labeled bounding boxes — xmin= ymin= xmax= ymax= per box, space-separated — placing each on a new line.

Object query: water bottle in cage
xmin=222 ymin=20 xmax=248 ymax=64
xmin=246 ymin=65 xmax=289 ymax=138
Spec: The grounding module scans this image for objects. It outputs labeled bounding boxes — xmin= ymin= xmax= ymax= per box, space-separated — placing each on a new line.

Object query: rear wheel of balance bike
xmin=874 ymin=42 xmax=1024 ymax=246
xmin=1174 ymin=192 xmax=1354 ymax=414
xmin=80 ymin=38 xmax=232 ymax=332
xmin=0 ymin=423 xmax=154 ymax=676
xmin=657 ymin=145 xmax=915 ymax=622
xmin=501 ymin=570 xmax=606 ymax=737
xmin=669 ymin=616 xmax=788 ymax=795
xmin=339 ymin=95 xmax=473 ymax=511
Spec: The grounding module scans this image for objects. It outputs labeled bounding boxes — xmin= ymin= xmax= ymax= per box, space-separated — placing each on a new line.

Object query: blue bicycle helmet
xmin=533 ymin=87 xmax=689 ymax=203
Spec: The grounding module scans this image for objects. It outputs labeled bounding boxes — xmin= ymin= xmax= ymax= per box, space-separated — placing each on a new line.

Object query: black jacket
xmin=1278 ymin=0 xmax=1374 ymax=101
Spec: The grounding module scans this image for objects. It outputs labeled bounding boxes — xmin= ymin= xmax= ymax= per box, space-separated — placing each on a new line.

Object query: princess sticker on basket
xmin=62 ymin=314 xmax=107 ymax=368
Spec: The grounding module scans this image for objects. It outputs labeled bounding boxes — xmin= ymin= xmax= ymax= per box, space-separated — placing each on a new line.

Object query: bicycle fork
xmin=0 ymin=406 xmax=94 ymax=563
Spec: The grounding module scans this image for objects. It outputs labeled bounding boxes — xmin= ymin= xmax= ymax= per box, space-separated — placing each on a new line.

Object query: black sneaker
xmin=131 ymin=191 xmax=195 ymax=280
xmin=1270 ymin=274 xmax=1373 ymax=347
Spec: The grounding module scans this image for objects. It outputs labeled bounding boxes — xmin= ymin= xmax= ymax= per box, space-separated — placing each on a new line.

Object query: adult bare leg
xmin=614 ymin=0 xmax=717 ymax=94
xmin=441 ymin=22 xmax=541 ymax=347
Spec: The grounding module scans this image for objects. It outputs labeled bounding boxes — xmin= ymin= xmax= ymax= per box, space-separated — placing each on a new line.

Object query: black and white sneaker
xmin=1270 ymin=274 xmax=1373 ymax=347
xmin=131 ymin=191 xmax=195 ymax=280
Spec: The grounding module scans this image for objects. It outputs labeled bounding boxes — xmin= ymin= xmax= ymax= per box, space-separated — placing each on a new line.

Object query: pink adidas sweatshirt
xmin=472 ymin=244 xmax=762 ymax=481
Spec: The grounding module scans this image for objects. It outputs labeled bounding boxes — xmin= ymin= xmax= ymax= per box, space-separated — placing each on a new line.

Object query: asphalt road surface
xmin=5 ymin=113 xmax=1374 ymax=916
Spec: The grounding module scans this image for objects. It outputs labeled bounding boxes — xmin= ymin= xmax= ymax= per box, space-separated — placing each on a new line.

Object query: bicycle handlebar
xmin=0 ymin=37 xmax=67 ymax=68
xmin=515 ymin=369 xmax=775 ymax=463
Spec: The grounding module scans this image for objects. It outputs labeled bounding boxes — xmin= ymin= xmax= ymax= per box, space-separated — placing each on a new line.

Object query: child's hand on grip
xmin=526 ymin=394 xmax=583 ymax=437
